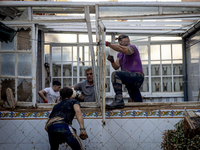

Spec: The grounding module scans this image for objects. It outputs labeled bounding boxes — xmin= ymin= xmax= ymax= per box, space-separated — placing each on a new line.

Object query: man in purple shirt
xmin=106 ymin=34 xmax=144 ymax=109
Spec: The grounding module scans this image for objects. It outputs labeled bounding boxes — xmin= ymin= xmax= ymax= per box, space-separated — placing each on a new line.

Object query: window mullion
xmin=160 ymin=44 xmax=163 ymax=92
xmin=148 ymin=36 xmax=152 ymax=94
xmin=61 ymin=46 xmax=63 ymax=88
xmin=171 ymin=44 xmax=174 ymax=92
xmin=72 ymin=46 xmax=74 ymax=85
xmin=50 ymin=44 xmax=52 ymax=87
xmin=15 ymin=34 xmax=18 ymax=102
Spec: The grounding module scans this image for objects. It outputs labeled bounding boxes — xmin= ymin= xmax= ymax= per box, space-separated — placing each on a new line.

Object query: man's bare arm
xmin=109 ymin=44 xmax=135 ymax=55
xmin=38 ymin=90 xmax=47 ymax=101
xmin=74 ymin=104 xmax=84 ymax=128
xmin=111 ymin=57 xmax=120 ymax=70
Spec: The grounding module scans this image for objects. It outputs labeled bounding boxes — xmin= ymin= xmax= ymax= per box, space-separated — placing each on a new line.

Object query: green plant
xmin=161 ymin=119 xmax=200 ymax=150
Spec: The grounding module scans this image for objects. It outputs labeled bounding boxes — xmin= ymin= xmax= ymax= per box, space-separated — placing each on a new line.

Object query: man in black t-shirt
xmin=45 ymin=87 xmax=88 ymax=150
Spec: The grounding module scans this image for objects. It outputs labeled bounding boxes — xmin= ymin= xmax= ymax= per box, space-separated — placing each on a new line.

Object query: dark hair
xmin=60 ymin=87 xmax=73 ymax=100
xmin=53 ymin=80 xmax=61 ymax=86
xmin=85 ymin=67 xmax=93 ymax=74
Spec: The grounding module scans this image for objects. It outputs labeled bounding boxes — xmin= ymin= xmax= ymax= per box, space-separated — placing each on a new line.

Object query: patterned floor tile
xmin=18 ymin=121 xmax=34 ymax=137
xmin=132 ymin=119 xmax=147 ymax=128
xmin=131 ymin=128 xmax=148 ymax=144
xmin=27 ymin=130 xmax=43 ymax=145
xmin=121 ymin=137 xmax=138 ymax=150
xmin=106 ymin=137 xmax=122 ymax=150
xmin=3 ymin=121 xmax=17 ymax=137
xmin=148 ymin=127 xmax=163 ymax=143
xmin=103 ymin=119 xmax=120 ymax=135
xmin=122 ymin=119 xmax=139 ymax=136
xmin=95 ymin=128 xmax=112 ymax=145
xmin=114 ymin=128 xmax=129 ymax=145
xmin=10 ymin=128 xmax=26 ymax=144
xmin=0 ymin=129 xmax=9 ymax=144
xmin=1 ymin=143 xmax=17 ymax=150
xmin=139 ymin=119 xmax=157 ymax=136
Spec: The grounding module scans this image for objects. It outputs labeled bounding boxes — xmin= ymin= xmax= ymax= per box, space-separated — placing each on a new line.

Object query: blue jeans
xmin=48 ymin=124 xmax=82 ymax=150
xmin=111 ymin=71 xmax=144 ymax=102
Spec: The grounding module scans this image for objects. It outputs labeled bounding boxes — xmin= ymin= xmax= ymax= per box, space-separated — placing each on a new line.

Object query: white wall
xmin=0 ymin=109 xmax=189 ymax=150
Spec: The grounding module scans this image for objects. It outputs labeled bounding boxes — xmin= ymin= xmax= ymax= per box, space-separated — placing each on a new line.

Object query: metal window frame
xmin=0 ymin=24 xmax=37 ymax=107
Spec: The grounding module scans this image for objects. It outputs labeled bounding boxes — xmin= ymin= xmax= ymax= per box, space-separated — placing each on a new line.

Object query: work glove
xmin=71 ymin=88 xmax=77 ymax=99
xmin=107 ymin=54 xmax=114 ymax=63
xmin=79 ymin=128 xmax=88 ymax=140
xmin=105 ymin=41 xmax=110 ymax=46
xmin=44 ymin=99 xmax=48 ymax=103
xmin=97 ymin=41 xmax=110 ymax=46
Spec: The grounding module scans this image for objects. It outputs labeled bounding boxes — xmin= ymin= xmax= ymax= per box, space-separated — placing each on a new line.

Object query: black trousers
xmin=111 ymin=71 xmax=144 ymax=102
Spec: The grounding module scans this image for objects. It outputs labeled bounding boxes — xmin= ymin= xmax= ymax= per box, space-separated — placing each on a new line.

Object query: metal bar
xmin=99 ymin=14 xmax=200 ymax=20
xmin=32 ymin=24 xmax=37 ymax=107
xmin=182 ymin=37 xmax=188 ymax=101
xmin=0 ymin=1 xmax=95 ymax=7
xmin=95 ymin=4 xmax=100 ymax=105
xmin=102 ymin=28 xmax=106 ymax=126
xmin=97 ymin=2 xmax=200 ymax=7
xmin=48 ymin=29 xmax=185 ymax=34
xmin=43 ymin=26 xmax=189 ymax=30
xmin=3 ymin=20 xmax=197 ymax=26
xmin=1 ymin=1 xmax=200 ymax=7
xmin=33 ymin=21 xmax=195 ymax=26
xmin=41 ymin=31 xmax=45 ymax=90
xmin=84 ymin=6 xmax=98 ymax=106
xmin=182 ymin=21 xmax=200 ymax=38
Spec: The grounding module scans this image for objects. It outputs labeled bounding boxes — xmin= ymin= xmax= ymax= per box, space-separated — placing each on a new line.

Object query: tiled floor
xmin=0 ymin=118 xmax=182 ymax=150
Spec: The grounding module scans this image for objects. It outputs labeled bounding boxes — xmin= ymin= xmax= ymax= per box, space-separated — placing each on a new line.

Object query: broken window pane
xmin=1 ymin=53 xmax=15 ymax=76
xmin=17 ymin=28 xmax=31 ymax=50
xmin=1 ymin=40 xmax=15 ymax=51
xmin=17 ymin=79 xmax=32 ymax=102
xmin=1 ymin=78 xmax=15 ymax=101
xmin=17 ymin=53 xmax=32 ymax=76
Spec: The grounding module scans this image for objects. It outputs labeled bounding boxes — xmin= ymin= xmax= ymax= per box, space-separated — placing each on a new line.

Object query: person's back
xmin=45 ymin=87 xmax=88 ymax=150
xmin=49 ymin=98 xmax=78 ymax=125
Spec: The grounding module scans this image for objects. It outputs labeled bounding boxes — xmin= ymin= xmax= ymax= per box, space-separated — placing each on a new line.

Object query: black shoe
xmin=106 ymin=101 xmax=124 ymax=109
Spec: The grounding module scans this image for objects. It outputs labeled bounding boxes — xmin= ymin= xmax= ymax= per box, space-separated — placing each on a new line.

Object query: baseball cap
xmin=115 ymin=34 xmax=129 ymax=40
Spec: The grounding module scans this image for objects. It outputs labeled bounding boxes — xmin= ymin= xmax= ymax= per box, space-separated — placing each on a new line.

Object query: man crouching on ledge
xmin=45 ymin=87 xmax=88 ymax=150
